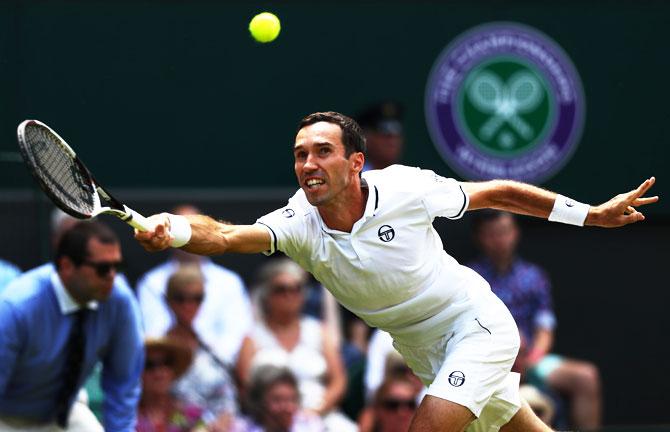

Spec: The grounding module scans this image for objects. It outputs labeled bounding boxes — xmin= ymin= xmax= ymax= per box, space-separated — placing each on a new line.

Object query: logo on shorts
xmin=448 ymin=371 xmax=466 ymax=387
xmin=378 ymin=225 xmax=395 ymax=242
xmin=425 ymin=22 xmax=585 ymax=183
xmin=282 ymin=208 xmax=295 ymax=218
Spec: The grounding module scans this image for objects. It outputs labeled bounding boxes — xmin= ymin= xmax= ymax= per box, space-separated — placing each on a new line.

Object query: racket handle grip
xmin=123 ymin=206 xmax=152 ymax=232
xmin=123 ymin=207 xmax=192 ymax=248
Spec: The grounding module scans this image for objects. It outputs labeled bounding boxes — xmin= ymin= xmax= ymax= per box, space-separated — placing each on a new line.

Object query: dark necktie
xmin=55 ymin=309 xmax=87 ymax=428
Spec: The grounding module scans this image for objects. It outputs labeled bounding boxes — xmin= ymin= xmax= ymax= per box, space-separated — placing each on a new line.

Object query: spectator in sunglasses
xmin=165 ymin=265 xmax=239 ymax=432
xmin=0 ymin=221 xmax=143 ymax=432
xmin=237 ymin=258 xmax=356 ymax=432
xmin=367 ymin=376 xmax=420 ymax=432
xmin=137 ymin=337 xmax=206 ymax=432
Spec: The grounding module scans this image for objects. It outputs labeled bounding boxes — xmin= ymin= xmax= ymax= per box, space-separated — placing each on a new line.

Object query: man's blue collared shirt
xmin=0 ymin=264 xmax=144 ymax=432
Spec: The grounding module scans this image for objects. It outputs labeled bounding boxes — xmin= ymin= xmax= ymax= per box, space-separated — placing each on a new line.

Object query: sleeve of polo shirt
xmin=417 ymin=169 xmax=469 ymax=220
xmin=255 ymin=203 xmax=305 ymax=257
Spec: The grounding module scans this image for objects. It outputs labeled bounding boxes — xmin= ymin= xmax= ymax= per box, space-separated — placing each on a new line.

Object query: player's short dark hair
xmin=470 ymin=209 xmax=515 ymax=234
xmin=54 ymin=221 xmax=118 ymax=269
xmin=297 ymin=111 xmax=367 ymax=157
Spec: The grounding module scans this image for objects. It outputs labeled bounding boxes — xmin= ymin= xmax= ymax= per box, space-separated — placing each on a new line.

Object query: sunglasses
xmin=145 ymin=357 xmax=173 ymax=371
xmin=81 ymin=260 xmax=124 ymax=277
xmin=270 ymin=283 xmax=302 ymax=295
xmin=169 ymin=293 xmax=205 ymax=304
xmin=380 ymin=398 xmax=417 ymax=411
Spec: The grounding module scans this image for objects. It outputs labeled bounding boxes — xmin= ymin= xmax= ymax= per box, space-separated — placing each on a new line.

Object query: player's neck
xmin=318 ymin=183 xmax=368 ymax=233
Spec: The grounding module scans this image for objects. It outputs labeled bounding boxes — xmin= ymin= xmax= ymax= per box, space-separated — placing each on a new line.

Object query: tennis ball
xmin=249 ymin=12 xmax=281 ymax=43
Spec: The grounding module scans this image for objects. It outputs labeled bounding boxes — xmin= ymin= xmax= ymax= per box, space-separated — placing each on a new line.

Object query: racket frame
xmin=17 ymin=120 xmax=151 ymax=231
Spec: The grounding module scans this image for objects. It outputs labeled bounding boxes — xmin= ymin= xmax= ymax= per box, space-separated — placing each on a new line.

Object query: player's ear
xmin=56 ymin=256 xmax=75 ymax=275
xmin=350 ymin=151 xmax=365 ymax=174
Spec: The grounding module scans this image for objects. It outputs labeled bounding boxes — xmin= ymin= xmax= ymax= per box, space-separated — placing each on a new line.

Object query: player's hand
xmin=586 ymin=177 xmax=659 ymax=228
xmin=133 ymin=213 xmax=175 ymax=252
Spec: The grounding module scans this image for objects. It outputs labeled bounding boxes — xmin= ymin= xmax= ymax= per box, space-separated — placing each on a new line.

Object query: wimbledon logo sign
xmin=425 ymin=23 xmax=585 ymax=182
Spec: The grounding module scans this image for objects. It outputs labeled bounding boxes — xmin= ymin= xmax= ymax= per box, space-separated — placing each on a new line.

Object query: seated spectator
xmin=231 ymin=365 xmax=325 ymax=432
xmin=137 ymin=338 xmax=207 ymax=432
xmin=0 ymin=258 xmax=20 ymax=295
xmin=166 ymin=265 xmax=239 ymax=431
xmin=236 ymin=258 xmax=356 ymax=432
xmin=360 ymin=375 xmax=419 ymax=432
xmin=137 ymin=204 xmax=252 ymax=364
xmin=469 ymin=210 xmax=602 ymax=430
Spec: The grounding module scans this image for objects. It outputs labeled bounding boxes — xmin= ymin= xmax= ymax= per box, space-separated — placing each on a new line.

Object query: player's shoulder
xmin=262 ymin=188 xmax=317 ymax=223
xmin=364 ymin=164 xmax=456 ymax=189
xmin=363 ymin=164 xmax=422 ymax=182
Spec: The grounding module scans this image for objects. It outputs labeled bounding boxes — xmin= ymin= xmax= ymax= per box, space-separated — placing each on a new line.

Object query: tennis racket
xmin=17 ymin=119 xmax=152 ymax=232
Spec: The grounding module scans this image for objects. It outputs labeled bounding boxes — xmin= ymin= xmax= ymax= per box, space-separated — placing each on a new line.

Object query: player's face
xmin=294 ymin=122 xmax=364 ymax=207
xmin=67 ymin=238 xmax=122 ymax=304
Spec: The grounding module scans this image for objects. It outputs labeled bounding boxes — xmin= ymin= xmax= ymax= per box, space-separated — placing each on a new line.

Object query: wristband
xmin=168 ymin=214 xmax=192 ymax=248
xmin=548 ymin=194 xmax=590 ymax=226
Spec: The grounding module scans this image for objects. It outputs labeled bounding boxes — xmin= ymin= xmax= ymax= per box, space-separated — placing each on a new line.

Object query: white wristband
xmin=167 ymin=214 xmax=192 ymax=248
xmin=548 ymin=194 xmax=590 ymax=226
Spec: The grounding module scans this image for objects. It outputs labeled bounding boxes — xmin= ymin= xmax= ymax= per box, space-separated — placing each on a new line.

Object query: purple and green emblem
xmin=425 ymin=22 xmax=585 ymax=182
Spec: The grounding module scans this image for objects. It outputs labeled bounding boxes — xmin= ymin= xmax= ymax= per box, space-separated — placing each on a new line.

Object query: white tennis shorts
xmin=392 ymin=293 xmax=522 ymax=431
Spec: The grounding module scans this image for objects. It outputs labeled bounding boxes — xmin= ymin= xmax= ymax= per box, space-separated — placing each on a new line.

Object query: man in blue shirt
xmin=0 ymin=221 xmax=144 ymax=432
xmin=0 ymin=258 xmax=21 ymax=295
xmin=469 ymin=210 xmax=602 ymax=430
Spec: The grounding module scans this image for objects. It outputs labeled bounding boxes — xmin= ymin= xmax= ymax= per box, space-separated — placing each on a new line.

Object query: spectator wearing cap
xmin=356 ymin=101 xmax=405 ymax=172
xmin=165 ymin=265 xmax=239 ymax=431
xmin=136 ymin=338 xmax=207 ymax=432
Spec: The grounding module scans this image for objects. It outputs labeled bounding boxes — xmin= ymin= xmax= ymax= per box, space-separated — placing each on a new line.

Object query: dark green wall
xmin=0 ymin=1 xmax=667 ymax=214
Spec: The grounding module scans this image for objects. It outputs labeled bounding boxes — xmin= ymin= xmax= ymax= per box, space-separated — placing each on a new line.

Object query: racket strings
xmin=23 ymin=125 xmax=96 ymax=216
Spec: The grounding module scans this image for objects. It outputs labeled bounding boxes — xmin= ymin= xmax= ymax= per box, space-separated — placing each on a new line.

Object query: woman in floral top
xmin=136 ymin=338 xmax=207 ymax=432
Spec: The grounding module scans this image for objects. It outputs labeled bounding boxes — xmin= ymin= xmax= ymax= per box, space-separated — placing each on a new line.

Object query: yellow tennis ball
xmin=249 ymin=12 xmax=281 ymax=43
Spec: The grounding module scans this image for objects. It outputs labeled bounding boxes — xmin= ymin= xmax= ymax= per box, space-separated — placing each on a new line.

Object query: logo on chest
xmin=377 ymin=225 xmax=395 ymax=242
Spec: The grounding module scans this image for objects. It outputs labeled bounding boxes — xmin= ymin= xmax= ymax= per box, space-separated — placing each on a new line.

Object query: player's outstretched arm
xmin=134 ymin=213 xmax=271 ymax=254
xmin=463 ymin=177 xmax=658 ymax=228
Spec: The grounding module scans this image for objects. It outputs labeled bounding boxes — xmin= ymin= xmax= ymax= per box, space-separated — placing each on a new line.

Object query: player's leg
xmin=545 ymin=358 xmax=601 ymax=429
xmin=499 ymin=399 xmax=553 ymax=432
xmin=408 ymin=395 xmax=475 ymax=432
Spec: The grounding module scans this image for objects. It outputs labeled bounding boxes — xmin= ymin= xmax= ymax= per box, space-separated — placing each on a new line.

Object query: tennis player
xmin=135 ymin=112 xmax=657 ymax=432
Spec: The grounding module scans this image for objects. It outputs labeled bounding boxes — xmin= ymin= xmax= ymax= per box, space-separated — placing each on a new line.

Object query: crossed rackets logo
xmin=466 ymin=69 xmax=545 ymax=149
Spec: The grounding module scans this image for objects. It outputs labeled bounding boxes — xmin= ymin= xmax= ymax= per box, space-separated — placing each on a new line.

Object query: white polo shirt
xmin=256 ymin=164 xmax=493 ymax=343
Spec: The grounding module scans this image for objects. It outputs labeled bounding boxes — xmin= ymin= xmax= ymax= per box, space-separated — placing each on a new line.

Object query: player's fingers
xmin=632 ymin=196 xmax=659 ymax=206
xmin=632 ymin=177 xmax=656 ymax=198
xmin=621 ymin=211 xmax=645 ymax=226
